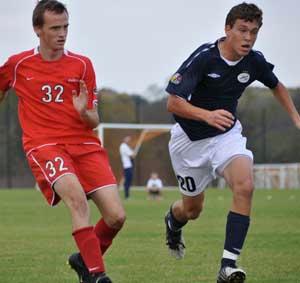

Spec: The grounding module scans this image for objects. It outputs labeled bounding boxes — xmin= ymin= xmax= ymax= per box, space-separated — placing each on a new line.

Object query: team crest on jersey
xmin=237 ymin=72 xmax=250 ymax=83
xmin=170 ymin=73 xmax=182 ymax=85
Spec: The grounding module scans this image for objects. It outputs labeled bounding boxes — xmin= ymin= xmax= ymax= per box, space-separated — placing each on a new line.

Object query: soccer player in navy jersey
xmin=164 ymin=3 xmax=300 ymax=283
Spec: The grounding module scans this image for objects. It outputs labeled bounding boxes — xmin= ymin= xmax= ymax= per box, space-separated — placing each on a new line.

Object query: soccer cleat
xmin=89 ymin=273 xmax=112 ymax=283
xmin=68 ymin=252 xmax=112 ymax=283
xmin=164 ymin=212 xmax=185 ymax=259
xmin=68 ymin=252 xmax=89 ymax=283
xmin=217 ymin=266 xmax=246 ymax=283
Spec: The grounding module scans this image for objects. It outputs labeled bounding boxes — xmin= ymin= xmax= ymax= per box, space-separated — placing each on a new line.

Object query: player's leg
xmin=123 ymin=167 xmax=133 ymax=199
xmin=165 ymin=192 xmax=204 ymax=259
xmin=27 ymin=146 xmax=106 ymax=282
xmin=54 ymin=174 xmax=90 ymax=230
xmin=54 ymin=175 xmax=107 ymax=282
xmin=90 ymin=186 xmax=126 ymax=255
xmin=216 ymin=158 xmax=253 ymax=283
xmin=214 ymin=121 xmax=253 ymax=283
xmin=217 ymin=156 xmax=252 ymax=283
xmin=166 ymin=123 xmax=213 ymax=259
xmin=66 ymin=144 xmax=118 ymax=283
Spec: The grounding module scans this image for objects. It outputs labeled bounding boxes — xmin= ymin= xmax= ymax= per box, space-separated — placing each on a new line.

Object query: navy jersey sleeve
xmin=166 ymin=48 xmax=209 ymax=99
xmin=254 ymin=51 xmax=279 ymax=89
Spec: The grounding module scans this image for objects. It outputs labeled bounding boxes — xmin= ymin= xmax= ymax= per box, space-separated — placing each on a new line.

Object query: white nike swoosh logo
xmin=26 ymin=77 xmax=34 ymax=80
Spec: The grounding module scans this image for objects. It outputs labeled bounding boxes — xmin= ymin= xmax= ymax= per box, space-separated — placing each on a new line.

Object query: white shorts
xmin=168 ymin=121 xmax=253 ymax=196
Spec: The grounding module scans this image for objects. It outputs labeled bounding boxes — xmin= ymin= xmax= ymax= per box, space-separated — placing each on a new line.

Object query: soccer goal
xmin=97 ymin=123 xmax=175 ymax=187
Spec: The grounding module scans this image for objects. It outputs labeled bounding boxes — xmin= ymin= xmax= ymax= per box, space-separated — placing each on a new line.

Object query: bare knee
xmin=105 ymin=210 xmax=126 ymax=230
xmin=184 ymin=205 xmax=203 ymax=220
xmin=233 ymin=178 xmax=254 ymax=201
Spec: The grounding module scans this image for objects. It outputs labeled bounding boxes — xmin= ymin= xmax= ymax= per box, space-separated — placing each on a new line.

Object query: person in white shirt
xmin=119 ymin=136 xmax=135 ymax=199
xmin=146 ymin=172 xmax=163 ymax=200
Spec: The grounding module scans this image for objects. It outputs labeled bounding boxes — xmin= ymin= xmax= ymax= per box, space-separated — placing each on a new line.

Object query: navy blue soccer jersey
xmin=166 ymin=38 xmax=279 ymax=141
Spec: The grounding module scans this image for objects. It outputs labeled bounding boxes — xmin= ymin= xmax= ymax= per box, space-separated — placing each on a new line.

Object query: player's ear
xmin=225 ymin=24 xmax=232 ymax=34
xmin=33 ymin=26 xmax=41 ymax=38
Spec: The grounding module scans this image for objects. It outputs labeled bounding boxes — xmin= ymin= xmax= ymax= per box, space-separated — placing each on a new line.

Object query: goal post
xmin=96 ymin=123 xmax=175 ymax=187
xmin=98 ymin=123 xmax=173 ymax=147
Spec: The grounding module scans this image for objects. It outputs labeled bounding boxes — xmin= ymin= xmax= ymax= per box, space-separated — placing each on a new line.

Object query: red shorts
xmin=27 ymin=143 xmax=116 ymax=206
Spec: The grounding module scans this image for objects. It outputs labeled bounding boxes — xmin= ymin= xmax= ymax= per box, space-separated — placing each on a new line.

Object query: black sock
xmin=221 ymin=211 xmax=250 ymax=268
xmin=167 ymin=205 xmax=187 ymax=232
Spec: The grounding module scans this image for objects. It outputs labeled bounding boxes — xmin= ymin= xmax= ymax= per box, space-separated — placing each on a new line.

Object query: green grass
xmin=0 ymin=188 xmax=299 ymax=282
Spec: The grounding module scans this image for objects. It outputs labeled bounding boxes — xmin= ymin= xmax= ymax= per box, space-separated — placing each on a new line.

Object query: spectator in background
xmin=119 ymin=136 xmax=135 ymax=199
xmin=146 ymin=172 xmax=163 ymax=200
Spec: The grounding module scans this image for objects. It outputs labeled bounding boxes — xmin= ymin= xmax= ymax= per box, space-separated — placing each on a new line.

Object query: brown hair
xmin=225 ymin=2 xmax=263 ymax=28
xmin=32 ymin=0 xmax=68 ymax=27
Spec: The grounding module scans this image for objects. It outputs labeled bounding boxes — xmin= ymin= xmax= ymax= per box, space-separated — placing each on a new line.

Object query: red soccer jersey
xmin=0 ymin=48 xmax=100 ymax=153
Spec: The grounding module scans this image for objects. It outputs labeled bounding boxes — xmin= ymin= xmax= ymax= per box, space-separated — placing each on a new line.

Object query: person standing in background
xmin=119 ymin=136 xmax=135 ymax=199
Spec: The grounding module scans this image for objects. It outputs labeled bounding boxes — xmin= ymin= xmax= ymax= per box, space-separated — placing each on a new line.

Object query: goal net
xmin=97 ymin=123 xmax=175 ymax=187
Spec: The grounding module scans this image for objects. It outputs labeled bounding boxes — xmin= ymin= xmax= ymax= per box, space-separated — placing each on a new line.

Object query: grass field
xmin=0 ymin=188 xmax=299 ymax=283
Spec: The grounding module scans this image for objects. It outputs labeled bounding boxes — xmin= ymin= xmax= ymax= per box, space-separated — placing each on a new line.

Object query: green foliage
xmin=238 ymin=87 xmax=300 ymax=163
xmin=0 ymin=189 xmax=299 ymax=282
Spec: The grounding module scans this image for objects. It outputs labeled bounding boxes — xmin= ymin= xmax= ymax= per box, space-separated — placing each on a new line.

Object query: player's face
xmin=225 ymin=19 xmax=260 ymax=59
xmin=34 ymin=10 xmax=69 ymax=51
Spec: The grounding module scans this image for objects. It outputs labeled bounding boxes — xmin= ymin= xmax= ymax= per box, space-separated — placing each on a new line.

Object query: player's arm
xmin=271 ymin=81 xmax=300 ymax=129
xmin=72 ymin=80 xmax=99 ymax=129
xmin=167 ymin=94 xmax=234 ymax=131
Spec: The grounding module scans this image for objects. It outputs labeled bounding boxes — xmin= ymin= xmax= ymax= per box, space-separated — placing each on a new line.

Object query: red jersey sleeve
xmin=0 ymin=57 xmax=14 ymax=92
xmin=83 ymin=58 xmax=98 ymax=110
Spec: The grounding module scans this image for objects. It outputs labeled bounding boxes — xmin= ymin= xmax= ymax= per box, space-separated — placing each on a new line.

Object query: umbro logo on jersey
xmin=207 ymin=73 xmax=221 ymax=78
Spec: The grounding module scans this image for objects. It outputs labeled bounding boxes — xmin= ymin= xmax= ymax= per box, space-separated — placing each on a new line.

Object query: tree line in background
xmin=0 ymin=86 xmax=300 ymax=188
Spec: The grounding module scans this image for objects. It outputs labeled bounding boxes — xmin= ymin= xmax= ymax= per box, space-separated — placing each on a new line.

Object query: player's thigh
xmin=169 ymin=142 xmax=214 ymax=196
xmin=90 ymin=185 xmax=125 ymax=227
xmin=223 ymin=156 xmax=254 ymax=193
xmin=27 ymin=145 xmax=78 ymax=206
xmin=169 ymin=124 xmax=216 ymax=196
xmin=54 ymin=174 xmax=87 ymax=207
xmin=212 ymin=120 xmax=253 ymax=178
xmin=71 ymin=145 xmax=117 ymax=194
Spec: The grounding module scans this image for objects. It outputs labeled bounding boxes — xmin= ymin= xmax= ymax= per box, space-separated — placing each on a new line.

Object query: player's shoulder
xmin=6 ymin=49 xmax=36 ymax=66
xmin=195 ymin=41 xmax=216 ymax=54
xmin=183 ymin=40 xmax=217 ymax=68
xmin=248 ymin=49 xmax=267 ymax=62
xmin=190 ymin=41 xmax=216 ymax=60
xmin=65 ymin=50 xmax=92 ymax=65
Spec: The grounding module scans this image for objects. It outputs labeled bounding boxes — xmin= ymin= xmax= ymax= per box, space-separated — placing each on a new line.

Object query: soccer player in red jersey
xmin=0 ymin=1 xmax=125 ymax=282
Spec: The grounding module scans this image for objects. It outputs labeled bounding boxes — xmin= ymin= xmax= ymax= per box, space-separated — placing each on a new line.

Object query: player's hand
xmin=205 ymin=109 xmax=235 ymax=131
xmin=72 ymin=80 xmax=88 ymax=115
